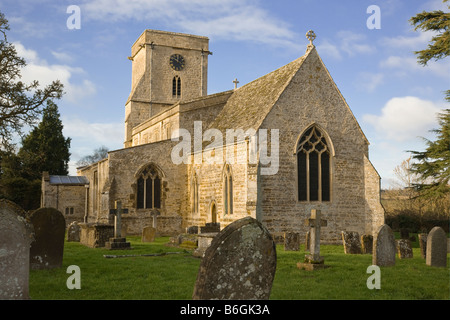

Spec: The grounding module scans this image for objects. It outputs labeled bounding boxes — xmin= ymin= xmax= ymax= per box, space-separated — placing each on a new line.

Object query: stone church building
xmin=41 ymin=29 xmax=384 ymax=243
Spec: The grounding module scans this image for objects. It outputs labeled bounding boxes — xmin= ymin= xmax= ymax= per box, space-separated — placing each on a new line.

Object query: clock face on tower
xmin=169 ymin=54 xmax=185 ymax=71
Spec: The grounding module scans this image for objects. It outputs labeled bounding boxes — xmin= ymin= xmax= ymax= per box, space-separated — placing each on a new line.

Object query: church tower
xmin=124 ymin=30 xmax=210 ymax=147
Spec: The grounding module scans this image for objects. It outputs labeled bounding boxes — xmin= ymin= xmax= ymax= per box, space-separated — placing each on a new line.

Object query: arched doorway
xmin=211 ymin=202 xmax=217 ymax=224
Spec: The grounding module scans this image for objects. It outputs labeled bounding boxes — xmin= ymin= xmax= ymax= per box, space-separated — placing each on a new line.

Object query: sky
xmin=1 ymin=0 xmax=449 ymax=189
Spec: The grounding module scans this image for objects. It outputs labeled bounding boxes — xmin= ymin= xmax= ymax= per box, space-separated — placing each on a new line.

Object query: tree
xmin=76 ymin=145 xmax=109 ymax=167
xmin=18 ymin=100 xmax=71 ymax=180
xmin=408 ymin=1 xmax=450 ymax=203
xmin=409 ymin=0 xmax=450 ymax=101
xmin=409 ymin=110 xmax=450 ymax=200
xmin=0 ymin=11 xmax=63 ymax=151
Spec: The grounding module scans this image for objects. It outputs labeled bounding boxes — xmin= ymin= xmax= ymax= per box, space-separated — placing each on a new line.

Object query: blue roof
xmin=49 ymin=175 xmax=89 ymax=185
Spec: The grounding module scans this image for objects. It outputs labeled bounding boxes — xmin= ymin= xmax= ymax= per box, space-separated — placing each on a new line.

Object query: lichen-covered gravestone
xmin=396 ymin=239 xmax=413 ymax=259
xmin=29 ymin=207 xmax=65 ymax=270
xmin=0 ymin=200 xmax=34 ymax=299
xmin=426 ymin=226 xmax=447 ymax=267
xmin=284 ymin=232 xmax=300 ymax=251
xmin=192 ymin=217 xmax=277 ymax=300
xmin=361 ymin=234 xmax=373 ymax=254
xmin=373 ymin=224 xmax=396 ymax=267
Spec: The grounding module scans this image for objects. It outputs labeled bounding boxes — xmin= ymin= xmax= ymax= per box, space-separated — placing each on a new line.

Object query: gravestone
xmin=372 ymin=224 xmax=396 ymax=267
xmin=284 ymin=232 xmax=300 ymax=251
xmin=67 ymin=221 xmax=81 ymax=242
xmin=200 ymin=222 xmax=220 ymax=233
xmin=297 ymin=209 xmax=329 ymax=270
xmin=29 ymin=207 xmax=65 ymax=270
xmin=186 ymin=225 xmax=199 ymax=234
xmin=192 ymin=217 xmax=276 ymax=300
xmin=426 ymin=226 xmax=447 ymax=267
xmin=341 ymin=231 xmax=362 ymax=254
xmin=193 ymin=232 xmax=218 ymax=258
xmin=0 ymin=200 xmax=34 ymax=299
xmin=142 ymin=226 xmax=156 ymax=242
xmin=396 ymin=239 xmax=413 ymax=259
xmin=305 ymin=230 xmax=310 ymax=252
xmin=105 ymin=201 xmax=131 ymax=250
xmin=418 ymin=233 xmax=427 ymax=259
xmin=361 ymin=234 xmax=373 ymax=254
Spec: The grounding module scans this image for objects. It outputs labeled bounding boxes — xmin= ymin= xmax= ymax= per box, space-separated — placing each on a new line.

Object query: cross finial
xmin=306 ymin=30 xmax=316 ymax=46
xmin=233 ymin=78 xmax=239 ymax=89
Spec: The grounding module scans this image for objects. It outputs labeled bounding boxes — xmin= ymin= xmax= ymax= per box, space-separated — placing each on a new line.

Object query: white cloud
xmin=355 ymin=72 xmax=384 ymax=92
xmin=13 ymin=42 xmax=96 ymax=103
xmin=62 ymin=116 xmax=123 ymax=147
xmin=81 ymin=0 xmax=299 ymax=49
xmin=380 ymin=55 xmax=450 ymax=78
xmin=363 ymin=96 xmax=443 ymax=142
xmin=317 ymin=31 xmax=375 ymax=59
xmin=381 ymin=30 xmax=437 ymax=50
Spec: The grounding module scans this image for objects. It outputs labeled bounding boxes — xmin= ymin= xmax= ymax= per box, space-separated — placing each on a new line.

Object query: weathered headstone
xmin=105 ymin=201 xmax=131 ymax=250
xmin=361 ymin=234 xmax=373 ymax=254
xmin=29 ymin=207 xmax=65 ymax=270
xmin=192 ymin=232 xmax=217 ymax=258
xmin=426 ymin=226 xmax=447 ymax=267
xmin=192 ymin=217 xmax=276 ymax=300
xmin=0 ymin=200 xmax=34 ymax=299
xmin=341 ymin=231 xmax=362 ymax=254
xmin=372 ymin=224 xmax=396 ymax=267
xmin=186 ymin=225 xmax=199 ymax=234
xmin=284 ymin=232 xmax=300 ymax=251
xmin=141 ymin=226 xmax=156 ymax=242
xmin=396 ymin=239 xmax=413 ymax=259
xmin=67 ymin=221 xmax=81 ymax=242
xmin=418 ymin=233 xmax=427 ymax=259
xmin=297 ymin=209 xmax=329 ymax=270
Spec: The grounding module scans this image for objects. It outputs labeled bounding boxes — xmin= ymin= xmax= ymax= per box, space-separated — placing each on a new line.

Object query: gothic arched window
xmin=137 ymin=166 xmax=161 ymax=209
xmin=172 ymin=76 xmax=181 ymax=98
xmin=223 ymin=164 xmax=233 ymax=215
xmin=297 ymin=126 xmax=331 ymax=202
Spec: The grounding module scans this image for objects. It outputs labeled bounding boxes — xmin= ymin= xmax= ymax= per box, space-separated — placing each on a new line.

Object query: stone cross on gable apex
xmin=306 ymin=30 xmax=316 ymax=47
xmin=233 ymin=78 xmax=239 ymax=89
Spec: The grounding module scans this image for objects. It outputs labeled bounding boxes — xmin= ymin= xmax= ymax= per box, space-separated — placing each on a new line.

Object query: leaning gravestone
xmin=29 ymin=207 xmax=66 ymax=270
xmin=192 ymin=217 xmax=277 ymax=300
xmin=341 ymin=231 xmax=362 ymax=254
xmin=418 ymin=233 xmax=427 ymax=259
xmin=373 ymin=224 xmax=396 ymax=267
xmin=426 ymin=226 xmax=447 ymax=267
xmin=0 ymin=200 xmax=34 ymax=299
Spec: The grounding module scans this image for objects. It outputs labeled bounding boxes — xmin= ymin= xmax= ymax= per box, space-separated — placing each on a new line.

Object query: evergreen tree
xmin=18 ymin=100 xmax=71 ymax=180
xmin=0 ymin=11 xmax=63 ymax=151
xmin=409 ymin=0 xmax=450 ymax=101
xmin=408 ymin=1 xmax=450 ymax=201
xmin=409 ymin=109 xmax=450 ymax=200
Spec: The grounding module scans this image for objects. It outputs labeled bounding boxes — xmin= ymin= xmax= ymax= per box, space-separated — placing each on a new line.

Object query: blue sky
xmin=1 ymin=0 xmax=449 ymax=188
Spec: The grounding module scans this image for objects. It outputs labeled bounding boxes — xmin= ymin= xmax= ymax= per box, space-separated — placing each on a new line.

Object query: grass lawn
xmin=29 ymin=235 xmax=450 ymax=300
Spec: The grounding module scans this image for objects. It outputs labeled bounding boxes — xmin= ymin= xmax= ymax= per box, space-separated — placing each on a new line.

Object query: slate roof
xmin=49 ymin=175 xmax=89 ymax=185
xmin=207 ymin=49 xmax=309 ymax=133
